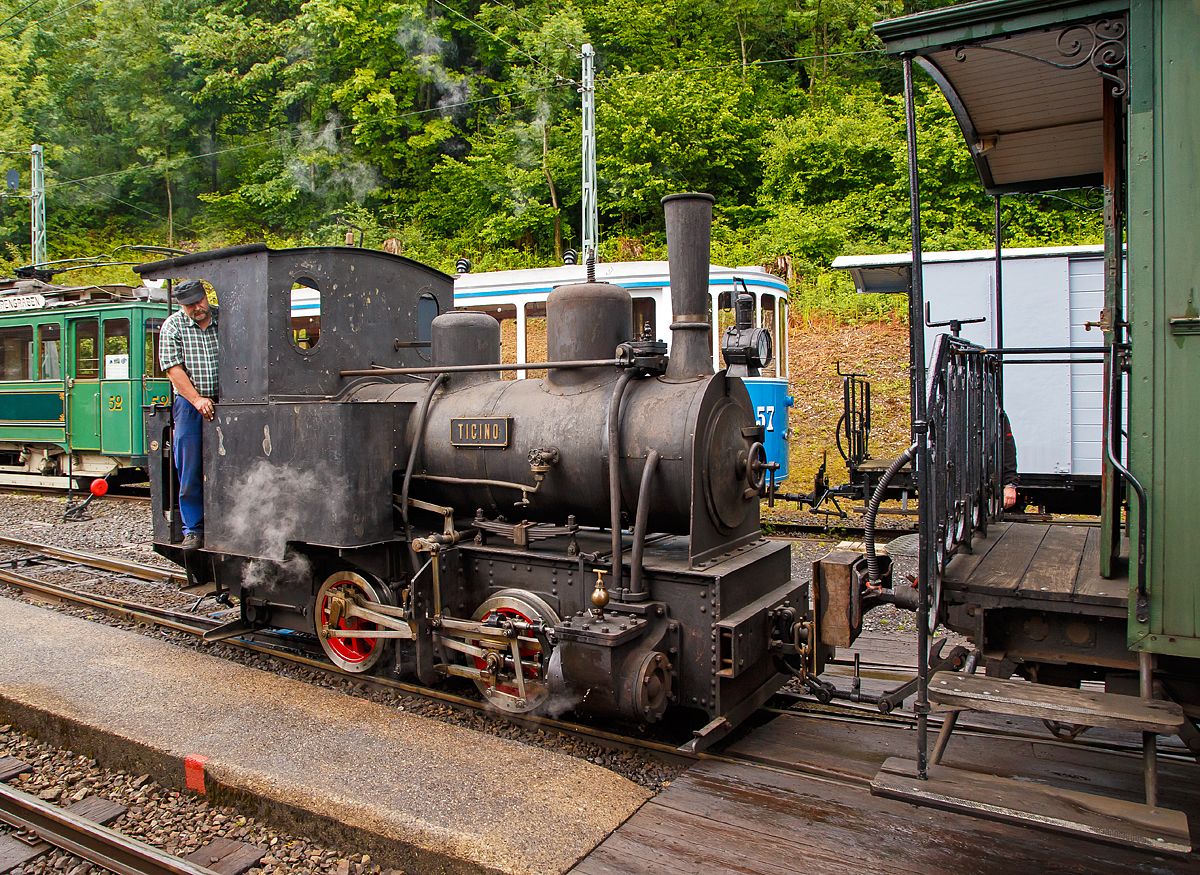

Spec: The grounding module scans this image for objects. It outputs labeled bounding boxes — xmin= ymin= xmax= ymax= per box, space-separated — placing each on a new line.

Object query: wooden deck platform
xmin=572 ymin=628 xmax=1200 ymax=875
xmin=943 ymin=522 xmax=1126 ymax=608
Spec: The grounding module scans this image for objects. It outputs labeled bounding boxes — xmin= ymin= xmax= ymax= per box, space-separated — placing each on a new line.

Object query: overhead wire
xmin=43 ymin=23 xmax=885 ymax=207
xmin=0 ymin=0 xmax=46 ymax=30
xmin=5 ymin=0 xmax=90 ymax=38
xmin=428 ymin=0 xmax=573 ymax=85
xmin=47 ymin=81 xmax=569 ymax=191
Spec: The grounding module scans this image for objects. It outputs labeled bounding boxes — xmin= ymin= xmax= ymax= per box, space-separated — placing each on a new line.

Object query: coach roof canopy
xmin=874 ymin=0 xmax=1129 ymax=194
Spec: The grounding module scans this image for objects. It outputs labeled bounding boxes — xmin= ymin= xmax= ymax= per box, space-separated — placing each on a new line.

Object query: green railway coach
xmin=0 ymin=278 xmax=172 ymax=487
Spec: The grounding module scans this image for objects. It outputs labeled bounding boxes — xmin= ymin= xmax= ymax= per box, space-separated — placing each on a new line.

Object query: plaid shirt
xmin=160 ymin=306 xmax=219 ymax=398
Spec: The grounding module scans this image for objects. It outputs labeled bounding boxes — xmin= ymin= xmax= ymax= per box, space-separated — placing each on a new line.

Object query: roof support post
xmin=993 ymin=195 xmax=1004 ymax=408
xmin=1100 ymin=85 xmax=1124 ymax=578
xmin=904 ymin=54 xmax=932 ymax=782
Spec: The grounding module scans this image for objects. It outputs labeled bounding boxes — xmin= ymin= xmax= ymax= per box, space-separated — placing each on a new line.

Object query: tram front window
xmin=0 ymin=325 xmax=33 ymax=381
xmin=39 ymin=324 xmax=61 ymax=380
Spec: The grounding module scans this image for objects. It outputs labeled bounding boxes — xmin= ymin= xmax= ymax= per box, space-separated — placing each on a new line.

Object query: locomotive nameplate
xmin=452 ymin=417 xmax=512 ymax=448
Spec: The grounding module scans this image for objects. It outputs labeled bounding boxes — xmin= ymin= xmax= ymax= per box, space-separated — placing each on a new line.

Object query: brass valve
xmin=591 ymin=568 xmax=610 ymax=618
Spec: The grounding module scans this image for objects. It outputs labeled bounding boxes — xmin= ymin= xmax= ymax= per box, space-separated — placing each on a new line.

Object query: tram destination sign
xmin=451 ymin=416 xmax=511 ymax=448
xmin=0 ymin=293 xmax=46 ymax=312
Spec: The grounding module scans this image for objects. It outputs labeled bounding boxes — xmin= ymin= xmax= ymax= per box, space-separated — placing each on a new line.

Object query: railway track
xmin=0 ymin=780 xmax=219 ymax=875
xmin=0 ymin=536 xmax=1188 ymax=790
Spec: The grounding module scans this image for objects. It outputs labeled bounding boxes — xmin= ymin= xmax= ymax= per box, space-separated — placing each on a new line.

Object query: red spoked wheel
xmin=315 ymin=571 xmax=390 ymax=673
xmin=469 ymin=590 xmax=560 ymax=713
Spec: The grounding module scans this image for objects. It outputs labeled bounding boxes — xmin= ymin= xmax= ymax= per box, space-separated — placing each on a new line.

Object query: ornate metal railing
xmin=922 ymin=334 xmax=1004 ymax=629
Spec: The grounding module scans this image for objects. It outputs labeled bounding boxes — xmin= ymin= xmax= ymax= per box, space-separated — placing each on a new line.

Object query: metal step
xmin=928 ymin=671 xmax=1185 ymax=734
xmin=872 ymin=757 xmax=1191 ymax=855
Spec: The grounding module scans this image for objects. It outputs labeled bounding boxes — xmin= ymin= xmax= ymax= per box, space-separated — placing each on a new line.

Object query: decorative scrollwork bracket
xmin=954 ymin=17 xmax=1128 ymax=97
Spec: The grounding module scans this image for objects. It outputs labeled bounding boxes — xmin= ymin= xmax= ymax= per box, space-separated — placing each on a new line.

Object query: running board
xmin=872 ymin=757 xmax=1192 ymax=856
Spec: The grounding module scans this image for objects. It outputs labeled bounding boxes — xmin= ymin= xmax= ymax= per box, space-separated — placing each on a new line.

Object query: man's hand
xmin=194 ymin=396 xmax=215 ymax=421
xmin=1004 ymin=485 xmax=1017 ymax=509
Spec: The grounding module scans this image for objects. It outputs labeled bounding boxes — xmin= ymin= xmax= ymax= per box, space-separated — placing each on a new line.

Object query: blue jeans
xmin=172 ymin=396 xmax=204 ymax=536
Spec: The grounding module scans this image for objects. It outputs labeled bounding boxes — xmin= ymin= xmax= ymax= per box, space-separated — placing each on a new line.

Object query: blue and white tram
xmin=453 ymin=261 xmax=795 ymax=479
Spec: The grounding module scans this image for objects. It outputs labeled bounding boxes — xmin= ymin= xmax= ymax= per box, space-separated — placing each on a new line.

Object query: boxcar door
xmin=66 ymin=317 xmax=101 ymax=451
xmin=99 ymin=316 xmax=132 ymax=455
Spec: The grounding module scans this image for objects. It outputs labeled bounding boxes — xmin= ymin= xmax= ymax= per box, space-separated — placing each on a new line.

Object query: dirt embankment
xmin=785 ymin=314 xmax=912 ymax=496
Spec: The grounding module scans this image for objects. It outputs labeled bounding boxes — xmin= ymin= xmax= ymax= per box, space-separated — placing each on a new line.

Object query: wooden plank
xmin=927 ymin=671 xmax=1184 ymax=733
xmin=0 ymin=757 xmax=31 ymax=783
xmin=65 ymin=796 xmax=126 ymax=825
xmin=1072 ymin=528 xmax=1128 ymax=606
xmin=735 ymin=711 xmax=1200 ymax=809
xmin=1018 ymin=525 xmax=1089 ymax=600
xmin=962 ymin=524 xmax=1048 ymax=595
xmin=874 ymin=757 xmax=1191 ymax=856
xmin=941 ymin=523 xmax=1010 ymax=585
xmin=184 ymin=838 xmax=266 ymax=875
xmin=0 ymin=834 xmax=50 ymax=874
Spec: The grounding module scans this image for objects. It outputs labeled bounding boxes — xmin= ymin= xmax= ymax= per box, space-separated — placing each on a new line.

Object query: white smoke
xmin=395 ymin=10 xmax=473 ymax=115
xmin=288 ymin=112 xmax=381 ymax=204
xmin=223 ymin=459 xmax=350 ymax=561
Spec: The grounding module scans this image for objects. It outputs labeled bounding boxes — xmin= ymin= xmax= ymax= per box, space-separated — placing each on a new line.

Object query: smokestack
xmin=661 ymin=192 xmax=715 ymax=381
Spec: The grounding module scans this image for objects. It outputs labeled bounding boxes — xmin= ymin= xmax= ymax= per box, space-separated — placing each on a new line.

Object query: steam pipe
xmin=661 ymin=193 xmax=716 ymax=382
xmin=629 ymin=449 xmax=661 ymax=599
xmin=401 ymin=373 xmax=448 ymax=539
xmin=608 ymin=370 xmax=636 ymax=579
xmin=341 ymin=359 xmax=621 ymax=378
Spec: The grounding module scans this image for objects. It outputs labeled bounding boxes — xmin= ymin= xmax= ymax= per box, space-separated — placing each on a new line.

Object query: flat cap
xmin=174 ymin=279 xmax=207 ymax=305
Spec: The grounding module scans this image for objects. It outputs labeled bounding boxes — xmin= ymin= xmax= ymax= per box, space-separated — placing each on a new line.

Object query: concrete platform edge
xmin=0 ymin=693 xmax=510 ymax=875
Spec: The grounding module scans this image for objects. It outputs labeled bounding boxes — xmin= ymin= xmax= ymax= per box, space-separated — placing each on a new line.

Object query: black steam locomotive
xmin=139 ymin=196 xmax=851 ymax=748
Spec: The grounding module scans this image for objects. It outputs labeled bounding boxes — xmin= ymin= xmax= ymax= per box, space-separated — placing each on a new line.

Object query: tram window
xmin=74 ymin=320 xmax=100 ymax=378
xmin=38 ymin=324 xmax=61 ymax=380
xmin=290 ymin=278 xmax=320 ymax=350
xmin=761 ymin=294 xmax=776 ymax=377
xmin=144 ymin=319 xmax=165 ymax=378
xmin=0 ymin=325 xmax=33 ymax=381
xmin=632 ymin=297 xmax=656 ymax=340
xmin=103 ymin=318 xmax=130 ymax=380
xmin=777 ymin=298 xmax=789 ymax=379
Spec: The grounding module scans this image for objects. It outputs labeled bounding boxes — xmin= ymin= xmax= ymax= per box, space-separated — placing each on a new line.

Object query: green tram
xmin=0 ymin=278 xmax=172 ymax=487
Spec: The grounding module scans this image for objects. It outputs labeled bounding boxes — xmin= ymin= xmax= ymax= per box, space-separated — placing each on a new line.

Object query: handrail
xmin=921 ymin=334 xmax=1005 ymax=631
xmin=1105 ymin=343 xmax=1148 ymax=622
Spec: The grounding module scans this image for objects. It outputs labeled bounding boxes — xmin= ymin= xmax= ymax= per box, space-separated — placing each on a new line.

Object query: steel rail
xmin=3 ymin=542 xmax=1184 ymax=788
xmin=0 ymin=535 xmax=185 ymax=585
xmin=0 ymin=782 xmax=217 ymax=875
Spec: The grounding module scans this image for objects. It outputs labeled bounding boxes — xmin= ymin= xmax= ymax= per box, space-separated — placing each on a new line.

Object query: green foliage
xmin=0 ymin=0 xmax=1101 ymax=321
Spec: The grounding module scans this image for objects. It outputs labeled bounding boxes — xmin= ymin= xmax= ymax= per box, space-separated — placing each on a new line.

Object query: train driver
xmin=159 ymin=279 xmax=218 ymax=553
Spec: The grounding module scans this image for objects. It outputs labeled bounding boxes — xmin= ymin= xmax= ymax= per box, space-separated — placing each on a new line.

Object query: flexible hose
xmin=608 ymin=371 xmax=636 ymax=580
xmin=866 ymin=441 xmax=917 ymax=583
xmin=401 ymin=373 xmax=448 ymax=539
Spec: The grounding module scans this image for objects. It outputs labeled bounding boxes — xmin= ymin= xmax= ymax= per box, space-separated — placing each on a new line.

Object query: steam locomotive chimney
xmin=661 ymin=192 xmax=715 ymax=381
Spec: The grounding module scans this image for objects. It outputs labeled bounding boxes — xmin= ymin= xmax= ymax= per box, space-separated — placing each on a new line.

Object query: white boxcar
xmin=833 ymin=245 xmax=1116 ymax=512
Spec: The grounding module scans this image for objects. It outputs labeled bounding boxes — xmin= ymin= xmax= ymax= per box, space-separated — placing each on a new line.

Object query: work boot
xmin=181 ymin=533 xmax=203 ymax=554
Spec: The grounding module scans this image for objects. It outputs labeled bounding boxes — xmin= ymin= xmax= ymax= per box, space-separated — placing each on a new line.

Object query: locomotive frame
xmin=135 ymin=200 xmax=832 ymax=749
